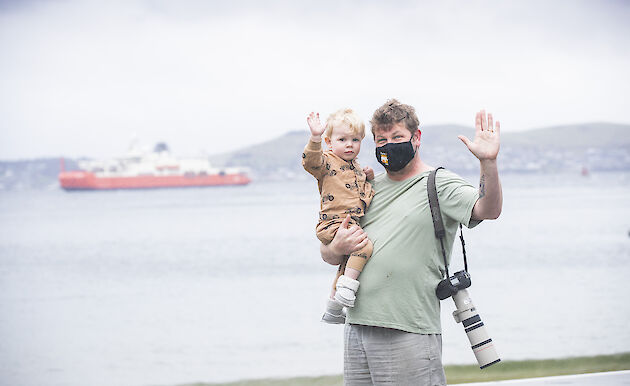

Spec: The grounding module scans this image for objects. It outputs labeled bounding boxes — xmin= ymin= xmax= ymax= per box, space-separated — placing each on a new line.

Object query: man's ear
xmin=413 ymin=129 xmax=422 ymax=149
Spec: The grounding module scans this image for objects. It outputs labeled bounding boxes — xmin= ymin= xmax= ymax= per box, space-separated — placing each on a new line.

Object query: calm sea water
xmin=1 ymin=172 xmax=629 ymax=386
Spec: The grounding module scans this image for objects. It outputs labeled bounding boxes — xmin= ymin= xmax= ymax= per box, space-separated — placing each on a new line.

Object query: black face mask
xmin=375 ymin=139 xmax=416 ymax=172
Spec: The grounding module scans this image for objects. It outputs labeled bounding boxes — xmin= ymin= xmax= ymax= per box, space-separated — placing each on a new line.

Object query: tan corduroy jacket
xmin=302 ymin=140 xmax=374 ymax=223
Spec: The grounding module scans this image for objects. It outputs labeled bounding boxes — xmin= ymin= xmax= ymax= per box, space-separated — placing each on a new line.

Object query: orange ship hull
xmin=59 ymin=171 xmax=251 ymax=190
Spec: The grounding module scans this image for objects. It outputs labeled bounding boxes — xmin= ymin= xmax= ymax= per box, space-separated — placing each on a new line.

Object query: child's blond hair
xmin=324 ymin=108 xmax=365 ymax=139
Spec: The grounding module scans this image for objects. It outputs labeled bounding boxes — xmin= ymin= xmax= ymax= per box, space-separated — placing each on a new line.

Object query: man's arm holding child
xmin=320 ymin=215 xmax=369 ymax=265
xmin=458 ymin=110 xmax=503 ymax=221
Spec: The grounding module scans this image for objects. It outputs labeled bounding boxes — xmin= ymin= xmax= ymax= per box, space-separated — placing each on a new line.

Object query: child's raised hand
xmin=307 ymin=112 xmax=326 ymax=139
xmin=363 ymin=166 xmax=374 ymax=180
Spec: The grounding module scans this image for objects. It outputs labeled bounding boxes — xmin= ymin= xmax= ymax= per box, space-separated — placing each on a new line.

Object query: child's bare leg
xmin=334 ymin=239 xmax=373 ymax=307
xmin=329 ymin=260 xmax=346 ymax=299
xmin=343 ymin=267 xmax=361 ymax=280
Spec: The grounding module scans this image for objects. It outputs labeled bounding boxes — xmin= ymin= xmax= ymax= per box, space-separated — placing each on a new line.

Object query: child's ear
xmin=324 ymin=137 xmax=331 ymax=148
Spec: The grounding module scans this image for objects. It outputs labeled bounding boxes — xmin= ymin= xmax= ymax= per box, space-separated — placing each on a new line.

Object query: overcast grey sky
xmin=1 ymin=0 xmax=629 ymax=159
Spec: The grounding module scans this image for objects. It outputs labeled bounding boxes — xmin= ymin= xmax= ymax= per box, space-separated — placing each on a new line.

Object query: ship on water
xmin=59 ymin=142 xmax=250 ymax=191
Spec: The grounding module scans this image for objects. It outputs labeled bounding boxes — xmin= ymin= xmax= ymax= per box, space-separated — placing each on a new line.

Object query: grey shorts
xmin=344 ymin=324 xmax=447 ymax=385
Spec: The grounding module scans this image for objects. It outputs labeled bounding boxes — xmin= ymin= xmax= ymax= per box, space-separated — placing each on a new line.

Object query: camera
xmin=437 ymin=272 xmax=501 ymax=369
xmin=436 ymin=270 xmax=471 ymax=300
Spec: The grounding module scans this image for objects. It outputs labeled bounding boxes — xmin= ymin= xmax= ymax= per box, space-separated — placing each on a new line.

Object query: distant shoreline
xmin=181 ymin=352 xmax=630 ymax=386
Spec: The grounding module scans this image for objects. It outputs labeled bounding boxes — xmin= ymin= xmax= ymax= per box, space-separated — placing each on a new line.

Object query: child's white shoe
xmin=334 ymin=275 xmax=360 ymax=308
xmin=321 ymin=298 xmax=346 ymax=324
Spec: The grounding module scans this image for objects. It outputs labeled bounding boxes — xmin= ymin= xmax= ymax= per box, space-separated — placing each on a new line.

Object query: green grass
xmin=445 ymin=352 xmax=630 ymax=383
xmin=180 ymin=352 xmax=630 ymax=386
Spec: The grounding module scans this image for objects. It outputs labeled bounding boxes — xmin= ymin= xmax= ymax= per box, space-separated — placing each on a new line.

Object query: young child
xmin=302 ymin=108 xmax=375 ymax=324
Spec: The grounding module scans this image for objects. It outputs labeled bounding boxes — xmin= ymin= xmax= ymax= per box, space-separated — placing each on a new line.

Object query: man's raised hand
xmin=458 ymin=110 xmax=500 ymax=161
xmin=307 ymin=112 xmax=326 ymax=140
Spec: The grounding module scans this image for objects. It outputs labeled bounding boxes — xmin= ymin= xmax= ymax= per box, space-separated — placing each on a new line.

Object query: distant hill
xmin=211 ymin=122 xmax=630 ymax=178
xmin=1 ymin=122 xmax=629 ymax=189
xmin=0 ymin=158 xmax=79 ymax=190
xmin=207 ymin=125 xmax=479 ymax=172
xmin=210 ymin=130 xmax=309 ymax=175
xmin=502 ymin=122 xmax=630 ymax=148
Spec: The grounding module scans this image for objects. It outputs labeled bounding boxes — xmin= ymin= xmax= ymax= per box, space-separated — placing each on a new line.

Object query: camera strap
xmin=427 ymin=168 xmax=469 ymax=278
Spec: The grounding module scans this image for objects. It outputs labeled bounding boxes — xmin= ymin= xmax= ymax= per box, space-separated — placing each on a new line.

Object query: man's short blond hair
xmin=325 ymin=108 xmax=365 ymax=139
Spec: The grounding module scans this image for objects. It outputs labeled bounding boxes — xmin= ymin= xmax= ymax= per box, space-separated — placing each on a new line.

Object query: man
xmin=320 ymin=99 xmax=502 ymax=385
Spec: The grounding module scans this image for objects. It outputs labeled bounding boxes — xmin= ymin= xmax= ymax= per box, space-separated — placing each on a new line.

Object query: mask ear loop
xmin=413 ymin=133 xmax=420 ymax=156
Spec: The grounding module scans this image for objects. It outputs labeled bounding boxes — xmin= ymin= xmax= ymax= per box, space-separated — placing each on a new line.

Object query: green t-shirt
xmin=348 ymin=169 xmax=480 ymax=334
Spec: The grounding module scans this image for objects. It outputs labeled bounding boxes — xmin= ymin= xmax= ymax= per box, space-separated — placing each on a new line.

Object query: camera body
xmin=436 ymin=270 xmax=471 ymax=300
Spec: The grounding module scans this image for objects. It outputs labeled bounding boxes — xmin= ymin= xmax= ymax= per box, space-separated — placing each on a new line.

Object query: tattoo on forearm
xmin=479 ymin=174 xmax=486 ymax=199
